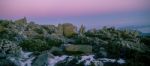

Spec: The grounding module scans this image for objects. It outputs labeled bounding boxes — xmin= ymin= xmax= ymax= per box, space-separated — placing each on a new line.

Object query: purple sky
xmin=0 ymin=0 xmax=149 ymax=16
xmin=0 ymin=0 xmax=150 ymax=30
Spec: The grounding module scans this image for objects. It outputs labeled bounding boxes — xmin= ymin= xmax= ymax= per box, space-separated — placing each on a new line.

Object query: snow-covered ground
xmin=8 ymin=51 xmax=35 ymax=66
xmin=48 ymin=55 xmax=68 ymax=66
xmin=78 ymin=55 xmax=95 ymax=65
xmin=117 ymin=59 xmax=126 ymax=64
xmin=8 ymin=51 xmax=126 ymax=66
xmin=47 ymin=55 xmax=126 ymax=66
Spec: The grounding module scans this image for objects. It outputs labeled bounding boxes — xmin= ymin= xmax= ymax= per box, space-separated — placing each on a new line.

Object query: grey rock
xmin=99 ymin=47 xmax=107 ymax=57
xmin=64 ymin=44 xmax=92 ymax=54
xmin=93 ymin=61 xmax=104 ymax=66
xmin=15 ymin=17 xmax=27 ymax=25
xmin=32 ymin=51 xmax=54 ymax=66
xmin=79 ymin=24 xmax=85 ymax=34
xmin=57 ymin=23 xmax=77 ymax=37
xmin=50 ymin=47 xmax=63 ymax=55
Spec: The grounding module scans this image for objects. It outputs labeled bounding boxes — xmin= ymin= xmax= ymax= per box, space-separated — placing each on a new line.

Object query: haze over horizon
xmin=0 ymin=0 xmax=150 ymax=32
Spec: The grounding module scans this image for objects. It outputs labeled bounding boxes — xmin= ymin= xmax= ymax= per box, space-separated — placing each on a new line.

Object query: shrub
xmin=20 ymin=38 xmax=63 ymax=53
xmin=19 ymin=39 xmax=50 ymax=52
xmin=46 ymin=37 xmax=63 ymax=47
xmin=0 ymin=39 xmax=21 ymax=57
xmin=0 ymin=20 xmax=10 ymax=27
xmin=33 ymin=28 xmax=44 ymax=34
xmin=74 ymin=35 xmax=92 ymax=44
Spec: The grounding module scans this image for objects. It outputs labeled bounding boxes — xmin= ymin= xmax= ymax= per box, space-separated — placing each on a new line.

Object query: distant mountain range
xmin=118 ymin=25 xmax=150 ymax=33
xmin=141 ymin=33 xmax=150 ymax=36
xmin=119 ymin=25 xmax=150 ymax=29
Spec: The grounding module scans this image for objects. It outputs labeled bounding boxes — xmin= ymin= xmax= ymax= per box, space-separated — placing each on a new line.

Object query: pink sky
xmin=0 ymin=0 xmax=150 ymax=33
xmin=0 ymin=0 xmax=149 ymax=17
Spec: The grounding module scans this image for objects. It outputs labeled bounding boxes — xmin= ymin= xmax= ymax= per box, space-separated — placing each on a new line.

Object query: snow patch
xmin=117 ymin=59 xmax=125 ymax=64
xmin=9 ymin=51 xmax=35 ymax=66
xmin=78 ymin=55 xmax=95 ymax=66
xmin=100 ymin=58 xmax=116 ymax=63
xmin=100 ymin=58 xmax=125 ymax=64
xmin=20 ymin=57 xmax=35 ymax=66
xmin=21 ymin=51 xmax=33 ymax=58
xmin=48 ymin=55 xmax=68 ymax=66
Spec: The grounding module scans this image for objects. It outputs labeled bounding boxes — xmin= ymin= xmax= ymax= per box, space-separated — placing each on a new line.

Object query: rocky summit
xmin=0 ymin=18 xmax=150 ymax=66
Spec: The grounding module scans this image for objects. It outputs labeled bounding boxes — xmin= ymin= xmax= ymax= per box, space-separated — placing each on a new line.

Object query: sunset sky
xmin=0 ymin=0 xmax=150 ymax=30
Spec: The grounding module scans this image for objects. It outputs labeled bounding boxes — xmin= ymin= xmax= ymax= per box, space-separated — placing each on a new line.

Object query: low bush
xmin=19 ymin=39 xmax=50 ymax=52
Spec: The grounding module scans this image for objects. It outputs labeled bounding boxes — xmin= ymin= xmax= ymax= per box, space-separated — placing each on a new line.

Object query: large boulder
xmin=64 ymin=44 xmax=92 ymax=54
xmin=50 ymin=47 xmax=63 ymax=56
xmin=56 ymin=24 xmax=64 ymax=35
xmin=15 ymin=17 xmax=27 ymax=25
xmin=79 ymin=24 xmax=85 ymax=34
xmin=32 ymin=51 xmax=54 ymax=66
xmin=57 ymin=23 xmax=77 ymax=37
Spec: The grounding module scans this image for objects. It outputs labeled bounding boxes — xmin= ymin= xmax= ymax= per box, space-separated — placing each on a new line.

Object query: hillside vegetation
xmin=0 ymin=18 xmax=150 ymax=66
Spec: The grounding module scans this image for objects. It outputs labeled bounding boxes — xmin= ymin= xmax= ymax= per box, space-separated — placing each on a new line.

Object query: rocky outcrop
xmin=15 ymin=17 xmax=27 ymax=25
xmin=50 ymin=47 xmax=63 ymax=55
xmin=79 ymin=24 xmax=85 ymax=34
xmin=32 ymin=53 xmax=48 ymax=66
xmin=64 ymin=44 xmax=92 ymax=54
xmin=57 ymin=23 xmax=77 ymax=37
xmin=32 ymin=51 xmax=54 ymax=66
xmin=0 ymin=18 xmax=147 ymax=66
xmin=56 ymin=24 xmax=64 ymax=35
